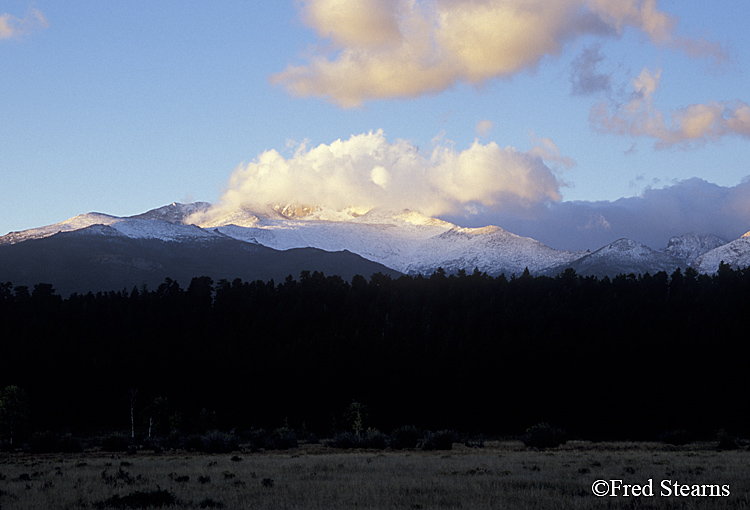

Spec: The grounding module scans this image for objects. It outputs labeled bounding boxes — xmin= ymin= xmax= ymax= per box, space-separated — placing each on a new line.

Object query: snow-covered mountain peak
xmin=693 ymin=236 xmax=750 ymax=273
xmin=191 ymin=207 xmax=262 ymax=229
xmin=130 ymin=202 xmax=212 ymax=223
xmin=390 ymin=210 xmax=455 ymax=229
xmin=664 ymin=233 xmax=727 ymax=263
xmin=594 ymin=238 xmax=653 ymax=256
xmin=543 ymin=237 xmax=684 ymax=278
xmin=0 ymin=207 xmax=223 ymax=246
xmin=0 ymin=212 xmax=120 ymax=245
xmin=194 ymin=203 xmax=458 ymax=232
xmin=451 ymin=225 xmax=508 ymax=236
xmin=9 ymin=200 xmax=750 ymax=280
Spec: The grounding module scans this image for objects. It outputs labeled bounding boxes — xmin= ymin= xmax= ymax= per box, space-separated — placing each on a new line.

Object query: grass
xmin=1 ymin=441 xmax=749 ymax=509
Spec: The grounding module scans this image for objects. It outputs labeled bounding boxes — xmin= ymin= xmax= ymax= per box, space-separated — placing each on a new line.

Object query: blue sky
xmin=2 ymin=1 xmax=750 ymax=250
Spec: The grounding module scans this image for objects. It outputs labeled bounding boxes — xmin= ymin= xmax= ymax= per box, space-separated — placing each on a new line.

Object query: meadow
xmin=2 ymin=441 xmax=749 ymax=509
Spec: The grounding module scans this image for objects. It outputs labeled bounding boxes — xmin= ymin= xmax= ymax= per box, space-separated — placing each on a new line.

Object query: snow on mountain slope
xmin=0 ymin=212 xmax=121 ymax=245
xmin=546 ymin=238 xmax=685 ymax=278
xmin=664 ymin=233 xmax=727 ymax=264
xmin=692 ymin=232 xmax=750 ymax=273
xmin=407 ymin=226 xmax=587 ymax=276
xmin=109 ymin=218 xmax=220 ymax=241
xmin=0 ymin=205 xmax=221 ymax=246
xmin=208 ymin=213 xmax=454 ymax=274
xmin=201 ymin=206 xmax=583 ymax=276
xmin=10 ymin=201 xmax=743 ymax=278
xmin=130 ymin=201 xmax=212 ymax=223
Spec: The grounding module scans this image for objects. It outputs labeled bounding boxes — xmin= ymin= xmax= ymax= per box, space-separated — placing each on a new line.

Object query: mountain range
xmin=0 ymin=202 xmax=745 ymax=295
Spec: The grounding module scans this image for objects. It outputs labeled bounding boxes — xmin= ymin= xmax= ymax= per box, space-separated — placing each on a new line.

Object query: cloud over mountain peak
xmin=190 ymin=130 xmax=563 ymax=227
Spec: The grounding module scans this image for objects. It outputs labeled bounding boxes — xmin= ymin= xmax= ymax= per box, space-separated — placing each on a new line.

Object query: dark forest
xmin=1 ymin=264 xmax=749 ymax=447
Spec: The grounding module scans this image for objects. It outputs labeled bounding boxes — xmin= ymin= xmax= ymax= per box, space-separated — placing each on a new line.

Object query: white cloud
xmin=528 ymin=134 xmax=576 ymax=171
xmin=271 ymin=0 xmax=724 ymax=107
xmin=591 ymin=68 xmax=750 ymax=148
xmin=300 ymin=0 xmax=402 ymax=48
xmin=0 ymin=8 xmax=47 ymax=41
xmin=193 ymin=130 xmax=562 ymax=223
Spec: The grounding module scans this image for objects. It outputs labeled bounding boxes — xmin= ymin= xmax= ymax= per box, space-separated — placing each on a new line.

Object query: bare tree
xmin=0 ymin=385 xmax=29 ymax=447
xmin=129 ymin=388 xmax=139 ymax=440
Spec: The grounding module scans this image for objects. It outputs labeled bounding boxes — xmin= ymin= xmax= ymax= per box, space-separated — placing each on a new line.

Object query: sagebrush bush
xmin=522 ymin=423 xmax=567 ymax=448
xmin=199 ymin=497 xmax=225 ymax=509
xmin=330 ymin=431 xmax=361 ymax=449
xmin=716 ymin=429 xmax=741 ymax=451
xmin=241 ymin=427 xmax=298 ymax=451
xmin=364 ymin=428 xmax=388 ymax=449
xmin=242 ymin=428 xmax=268 ymax=452
xmin=463 ymin=433 xmax=485 ymax=448
xmin=195 ymin=430 xmax=239 ymax=453
xmin=390 ymin=426 xmax=420 ymax=450
xmin=329 ymin=429 xmax=389 ymax=449
xmin=94 ymin=488 xmax=176 ymax=509
xmin=161 ymin=430 xmax=186 ymax=450
xmin=270 ymin=426 xmax=299 ymax=450
xmin=421 ymin=430 xmax=456 ymax=451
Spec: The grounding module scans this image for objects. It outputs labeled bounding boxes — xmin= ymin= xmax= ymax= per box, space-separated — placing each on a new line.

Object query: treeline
xmin=1 ymin=264 xmax=750 ymax=443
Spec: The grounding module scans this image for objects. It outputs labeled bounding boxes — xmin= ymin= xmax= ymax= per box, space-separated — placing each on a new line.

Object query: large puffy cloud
xmin=300 ymin=0 xmax=402 ymax=48
xmin=442 ymin=178 xmax=750 ymax=251
xmin=193 ymin=130 xmax=563 ymax=223
xmin=0 ymin=8 xmax=47 ymax=40
xmin=271 ymin=0 xmax=724 ymax=107
xmin=591 ymin=68 xmax=750 ymax=148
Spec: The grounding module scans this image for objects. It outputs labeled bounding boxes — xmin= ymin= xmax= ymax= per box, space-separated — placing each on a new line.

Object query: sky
xmin=2 ymin=0 xmax=750 ymax=251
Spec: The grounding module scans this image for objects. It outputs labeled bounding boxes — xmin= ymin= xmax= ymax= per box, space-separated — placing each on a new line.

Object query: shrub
xmin=95 ymin=488 xmax=176 ymax=509
xmin=267 ymin=426 xmax=298 ymax=450
xmin=161 ymin=431 xmax=186 ymax=450
xmin=141 ymin=437 xmax=163 ymax=454
xmin=242 ymin=427 xmax=298 ymax=451
xmin=330 ymin=428 xmax=389 ymax=449
xmin=330 ymin=431 xmax=361 ymax=449
xmin=199 ymin=498 xmax=225 ymax=509
xmin=203 ymin=430 xmax=239 ymax=453
xmin=421 ymin=430 xmax=456 ymax=451
xmin=390 ymin=426 xmax=420 ymax=450
xmin=186 ymin=430 xmax=239 ymax=453
xmin=716 ymin=429 xmax=740 ymax=451
xmin=522 ymin=423 xmax=567 ymax=448
xmin=243 ymin=429 xmax=268 ymax=452
xmin=464 ymin=434 xmax=485 ymax=448
xmin=364 ymin=428 xmax=388 ymax=449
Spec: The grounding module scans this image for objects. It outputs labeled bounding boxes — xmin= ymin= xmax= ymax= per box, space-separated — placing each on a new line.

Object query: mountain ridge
xmin=1 ymin=202 xmax=746 ymax=293
xmin=0 ymin=224 xmax=399 ymax=296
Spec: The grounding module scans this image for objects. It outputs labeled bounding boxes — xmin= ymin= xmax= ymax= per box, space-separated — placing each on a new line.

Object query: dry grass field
xmin=1 ymin=441 xmax=749 ymax=509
